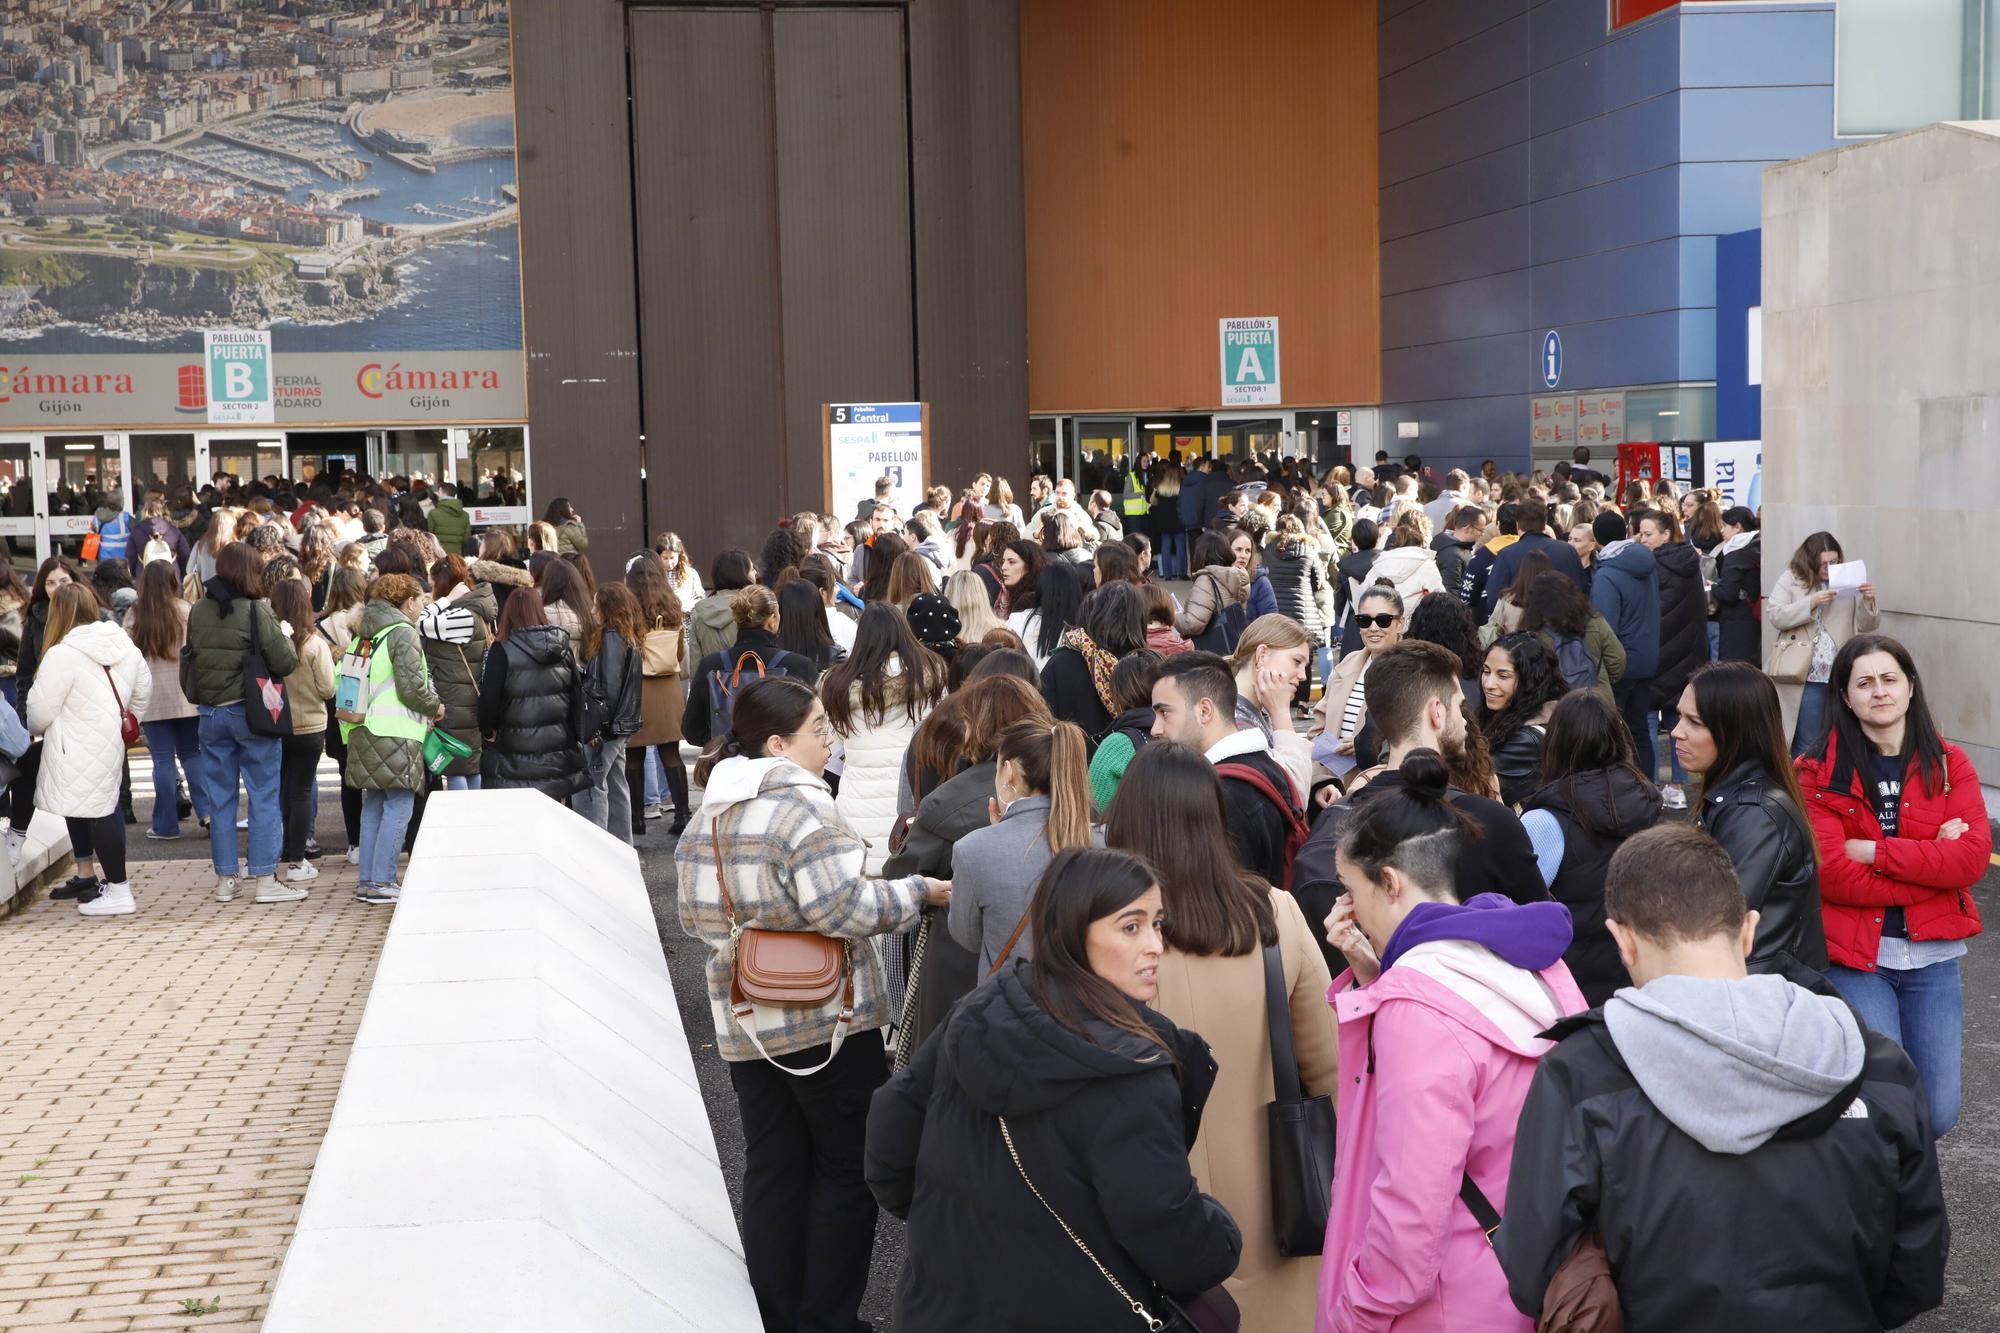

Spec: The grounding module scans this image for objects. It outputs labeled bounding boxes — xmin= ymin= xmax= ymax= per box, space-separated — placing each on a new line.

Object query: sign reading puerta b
xmin=0 ymin=0 xmax=525 ymax=429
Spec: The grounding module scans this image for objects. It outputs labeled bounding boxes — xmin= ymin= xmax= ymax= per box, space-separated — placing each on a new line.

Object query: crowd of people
xmin=0 ymin=470 xmax=690 ymax=912
xmin=2 ymin=446 xmax=1974 ymax=1331
xmin=666 ymin=447 xmax=1974 ymax=1332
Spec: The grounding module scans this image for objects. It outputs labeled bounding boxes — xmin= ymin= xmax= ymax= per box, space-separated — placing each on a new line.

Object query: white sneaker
xmin=214 ymin=875 xmax=239 ymax=903
xmin=287 ymin=861 xmax=320 ymax=882
xmin=78 ymin=881 xmax=134 ymax=916
xmin=345 ymin=847 xmax=361 ymax=865
xmin=4 ymin=828 xmax=25 ymax=858
xmin=643 ymin=802 xmax=664 ymax=820
xmin=252 ymin=875 xmax=307 ymax=904
xmin=1661 ymin=783 xmax=1688 ymax=811
xmin=236 ymin=818 xmax=248 ymax=830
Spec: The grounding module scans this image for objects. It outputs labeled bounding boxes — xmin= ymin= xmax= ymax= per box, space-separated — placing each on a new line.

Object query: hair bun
xmin=1398 ymin=748 xmax=1452 ymax=800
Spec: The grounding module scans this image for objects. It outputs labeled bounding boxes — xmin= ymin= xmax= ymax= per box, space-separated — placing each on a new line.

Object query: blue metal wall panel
xmin=1383 ymin=270 xmax=1533 ymax=349
xmin=1714 ymin=227 xmax=1762 ymax=440
xmin=1379 ymin=0 xmax=1835 ymax=464
xmin=1528 ymin=92 xmax=1681 ymax=198
xmin=1381 ymin=81 xmax=1533 ymax=187
xmin=1681 ymin=87 xmax=1837 ymax=161
xmin=1681 ymin=8 xmax=1834 ymax=88
xmin=1381 ymin=16 xmax=1530 ymax=130
xmin=1530 ymin=17 xmax=1680 ymax=136
xmin=1530 ymin=238 xmax=1683 ymax=327
xmin=1381 ymin=205 xmax=1533 ymax=295
xmin=1381 ymin=143 xmax=1532 ymax=241
xmin=1530 ymin=164 xmax=1680 ymax=265
xmin=1381 ymin=0 xmax=1533 ymax=76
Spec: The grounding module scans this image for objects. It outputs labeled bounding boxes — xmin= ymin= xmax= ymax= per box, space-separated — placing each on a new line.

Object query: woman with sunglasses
xmin=1314 ymin=584 xmax=1404 ymax=776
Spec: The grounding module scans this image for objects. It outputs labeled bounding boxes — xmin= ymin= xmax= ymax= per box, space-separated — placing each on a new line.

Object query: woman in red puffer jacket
xmin=1795 ymin=634 xmax=1985 ymax=1138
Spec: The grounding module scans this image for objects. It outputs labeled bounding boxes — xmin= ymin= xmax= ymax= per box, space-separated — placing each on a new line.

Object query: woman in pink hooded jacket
xmin=1318 ymin=750 xmax=1586 ymax=1332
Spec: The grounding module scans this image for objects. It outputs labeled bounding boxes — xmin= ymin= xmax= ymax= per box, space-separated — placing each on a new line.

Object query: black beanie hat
xmin=1592 ymin=511 xmax=1627 ymax=547
xmin=904 ymin=592 xmax=961 ymax=648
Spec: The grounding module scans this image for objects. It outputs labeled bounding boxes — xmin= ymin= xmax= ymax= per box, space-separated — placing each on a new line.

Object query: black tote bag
xmin=242 ymin=603 xmax=295 ymax=738
xmin=1264 ymin=942 xmax=1337 ymax=1256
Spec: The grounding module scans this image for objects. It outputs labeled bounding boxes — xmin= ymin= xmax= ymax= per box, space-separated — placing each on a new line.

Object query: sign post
xmin=204 ymin=331 xmax=274 ymax=426
xmin=1220 ymin=317 xmax=1281 ymax=406
xmin=824 ymin=402 xmax=929 ymax=523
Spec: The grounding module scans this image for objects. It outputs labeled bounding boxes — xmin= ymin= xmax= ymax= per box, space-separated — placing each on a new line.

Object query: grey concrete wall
xmin=1763 ymin=121 xmax=2000 ymax=775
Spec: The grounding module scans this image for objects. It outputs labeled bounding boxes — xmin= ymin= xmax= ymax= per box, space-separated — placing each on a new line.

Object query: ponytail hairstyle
xmin=1338 ymin=748 xmax=1478 ymax=900
xmin=1026 ymin=847 xmax=1173 ymax=1063
xmin=693 ymin=675 xmax=818 ymax=786
xmin=996 ymin=718 xmax=1093 ymax=854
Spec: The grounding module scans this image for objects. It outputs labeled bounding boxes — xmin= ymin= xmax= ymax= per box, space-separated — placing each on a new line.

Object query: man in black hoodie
xmin=1150 ymin=652 xmax=1301 ymax=889
xmin=1498 ymin=825 xmax=1945 ymax=1332
xmin=1291 ymin=642 xmax=1543 ymax=972
xmin=1430 ymin=503 xmax=1484 ymax=599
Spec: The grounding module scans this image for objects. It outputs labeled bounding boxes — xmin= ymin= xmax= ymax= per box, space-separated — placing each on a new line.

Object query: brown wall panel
xmin=910 ymin=0 xmax=1031 ymax=488
xmin=772 ymin=9 xmax=917 ymax=509
xmin=513 ymin=0 xmax=646 ymax=561
xmin=1019 ymin=0 xmax=1380 ymax=414
xmin=629 ymin=8 xmax=786 ymax=560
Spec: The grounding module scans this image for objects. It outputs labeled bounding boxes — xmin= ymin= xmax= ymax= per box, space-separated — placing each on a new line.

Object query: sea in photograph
xmin=2 ymin=110 xmax=522 ymax=355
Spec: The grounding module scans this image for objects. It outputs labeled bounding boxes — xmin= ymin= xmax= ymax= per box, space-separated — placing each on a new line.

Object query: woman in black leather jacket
xmin=1672 ymin=660 xmax=1829 ymax=977
xmin=1479 ymin=632 xmax=1565 ymax=808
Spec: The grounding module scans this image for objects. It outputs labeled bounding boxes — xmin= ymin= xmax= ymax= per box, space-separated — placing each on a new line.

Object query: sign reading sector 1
xmin=0 ymin=0 xmax=525 ymax=428
xmin=825 ymin=403 xmax=928 ymax=522
xmin=1220 ymin=316 xmax=1281 ymax=406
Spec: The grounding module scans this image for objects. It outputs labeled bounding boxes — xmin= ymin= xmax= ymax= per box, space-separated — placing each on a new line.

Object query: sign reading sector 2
xmin=1220 ymin=316 xmax=1281 ymax=406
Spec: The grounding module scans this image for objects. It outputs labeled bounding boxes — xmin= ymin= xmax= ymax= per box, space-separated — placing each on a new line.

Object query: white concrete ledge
xmin=264 ymin=789 xmax=759 ymax=1333
xmin=0 ymin=810 xmax=75 ymax=914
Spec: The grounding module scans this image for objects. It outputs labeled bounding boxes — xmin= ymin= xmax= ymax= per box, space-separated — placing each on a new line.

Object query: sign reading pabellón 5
xmin=204 ymin=331 xmax=273 ymax=424
xmin=0 ymin=0 xmax=526 ymax=429
xmin=826 ymin=403 xmax=928 ymax=522
xmin=1220 ymin=317 xmax=1281 ymax=406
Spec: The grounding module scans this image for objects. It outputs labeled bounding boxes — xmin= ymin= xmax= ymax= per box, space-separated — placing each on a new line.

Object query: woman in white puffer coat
xmin=27 ymin=584 xmax=149 ymax=917
xmin=820 ymin=604 xmax=949 ymax=875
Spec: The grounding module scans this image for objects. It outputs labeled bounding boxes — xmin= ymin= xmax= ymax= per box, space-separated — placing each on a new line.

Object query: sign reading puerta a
xmin=0 ymin=0 xmax=524 ymax=428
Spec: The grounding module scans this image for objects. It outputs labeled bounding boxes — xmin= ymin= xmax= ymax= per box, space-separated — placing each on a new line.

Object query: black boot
xmin=52 ymin=874 xmax=99 ymax=901
xmin=666 ymin=766 xmax=691 ymax=836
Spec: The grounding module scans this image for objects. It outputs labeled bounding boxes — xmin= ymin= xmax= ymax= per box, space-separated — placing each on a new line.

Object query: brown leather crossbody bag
xmin=712 ymin=818 xmax=854 ymax=1076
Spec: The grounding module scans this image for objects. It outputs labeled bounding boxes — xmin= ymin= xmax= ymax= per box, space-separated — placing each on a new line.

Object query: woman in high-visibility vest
xmin=343 ymin=572 xmax=443 ymax=907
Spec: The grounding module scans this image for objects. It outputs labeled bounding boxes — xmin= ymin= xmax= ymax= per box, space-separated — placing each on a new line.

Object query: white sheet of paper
xmin=1828 ymin=560 xmax=1868 ymax=597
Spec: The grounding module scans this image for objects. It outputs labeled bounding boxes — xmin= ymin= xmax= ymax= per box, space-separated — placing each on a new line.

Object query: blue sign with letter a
xmin=1541 ymin=330 xmax=1563 ymax=389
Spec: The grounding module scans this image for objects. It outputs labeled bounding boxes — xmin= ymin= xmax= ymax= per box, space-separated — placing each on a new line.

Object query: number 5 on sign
xmin=204 ymin=330 xmax=275 ymax=425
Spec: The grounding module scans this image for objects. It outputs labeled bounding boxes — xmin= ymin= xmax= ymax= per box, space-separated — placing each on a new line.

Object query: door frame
xmin=195 ymin=430 xmax=287 ymax=486
xmin=1209 ymin=411 xmax=1287 ymax=461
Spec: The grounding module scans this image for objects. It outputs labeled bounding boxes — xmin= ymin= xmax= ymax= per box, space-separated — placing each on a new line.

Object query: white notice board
xmin=825 ymin=403 xmax=929 ymax=523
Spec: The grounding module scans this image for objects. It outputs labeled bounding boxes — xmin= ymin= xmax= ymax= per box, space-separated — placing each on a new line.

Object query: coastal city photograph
xmin=0 ymin=0 xmax=518 ymax=355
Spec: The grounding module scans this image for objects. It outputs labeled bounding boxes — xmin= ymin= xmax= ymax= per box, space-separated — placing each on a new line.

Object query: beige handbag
xmin=1765 ymin=610 xmax=1818 ymax=685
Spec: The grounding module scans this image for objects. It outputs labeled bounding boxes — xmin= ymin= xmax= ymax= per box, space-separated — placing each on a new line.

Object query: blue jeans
xmin=199 ymin=704 xmax=281 ymax=878
xmin=359 ymin=788 xmax=416 ymax=888
xmin=1157 ymin=529 xmax=1187 ymax=579
xmin=1646 ymin=709 xmax=1688 ymax=784
xmin=445 ymin=774 xmax=482 ymax=791
xmin=1826 ymin=958 xmax=1963 ymax=1136
xmin=1792 ymin=680 xmax=1830 ymax=757
xmin=1706 ymin=621 xmax=1720 ymax=662
xmin=643 ymin=746 xmax=664 ymax=805
xmin=142 ymin=716 xmax=208 ymax=836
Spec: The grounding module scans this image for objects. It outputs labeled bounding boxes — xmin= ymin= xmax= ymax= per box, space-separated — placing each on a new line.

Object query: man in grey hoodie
xmin=1497 ymin=823 xmax=1946 ymax=1332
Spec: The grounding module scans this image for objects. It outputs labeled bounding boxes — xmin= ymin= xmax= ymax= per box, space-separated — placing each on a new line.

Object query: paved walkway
xmin=0 ymin=854 xmax=389 ymax=1330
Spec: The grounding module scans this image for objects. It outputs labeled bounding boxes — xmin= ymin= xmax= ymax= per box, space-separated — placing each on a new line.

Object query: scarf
xmin=1061 ymin=626 xmax=1118 ymax=712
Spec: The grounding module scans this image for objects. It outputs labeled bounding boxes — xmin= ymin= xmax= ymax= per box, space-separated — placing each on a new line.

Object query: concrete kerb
xmin=0 ymin=809 xmax=76 ymax=918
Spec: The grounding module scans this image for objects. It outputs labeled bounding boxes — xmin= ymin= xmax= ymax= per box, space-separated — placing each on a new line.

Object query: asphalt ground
xmin=115 ymin=750 xmax=1999 ymax=1328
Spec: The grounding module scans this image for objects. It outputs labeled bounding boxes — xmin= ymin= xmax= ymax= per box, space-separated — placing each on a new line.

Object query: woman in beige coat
xmin=1106 ymin=741 xmax=1339 ymax=1330
xmin=1766 ymin=530 xmax=1879 ymax=752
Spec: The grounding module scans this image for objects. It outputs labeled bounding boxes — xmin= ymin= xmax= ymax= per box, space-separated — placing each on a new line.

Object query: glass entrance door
xmin=130 ymin=433 xmax=200 ymax=500
xmin=1212 ymin=415 xmax=1284 ymax=461
xmin=286 ymin=431 xmax=368 ymax=490
xmin=0 ymin=438 xmax=36 ymax=578
xmin=45 ymin=434 xmax=125 ymax=568
xmin=197 ymin=433 xmax=284 ymax=487
xmin=379 ymin=429 xmax=447 ymax=484
xmin=1071 ymin=418 xmax=1134 ymax=493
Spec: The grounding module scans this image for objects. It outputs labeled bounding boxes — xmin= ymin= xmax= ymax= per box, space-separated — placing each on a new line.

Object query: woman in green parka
xmin=345 ymin=572 xmax=443 ymax=907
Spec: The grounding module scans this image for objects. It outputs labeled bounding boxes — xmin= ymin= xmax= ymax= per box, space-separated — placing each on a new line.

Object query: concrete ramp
xmin=263 ymin=789 xmax=759 ymax=1333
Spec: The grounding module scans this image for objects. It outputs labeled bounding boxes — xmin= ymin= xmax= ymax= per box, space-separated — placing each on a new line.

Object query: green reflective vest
xmin=1120 ymin=471 xmax=1150 ymax=517
xmin=341 ymin=623 xmax=431 ymax=744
